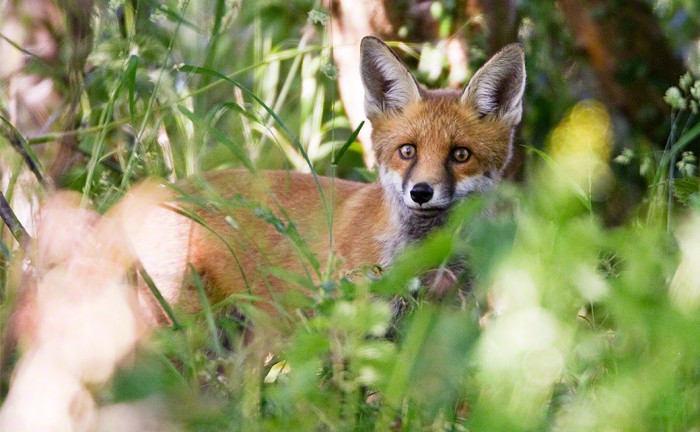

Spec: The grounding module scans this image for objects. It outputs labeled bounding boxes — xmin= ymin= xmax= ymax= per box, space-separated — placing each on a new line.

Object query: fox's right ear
xmin=461 ymin=43 xmax=526 ymax=127
xmin=361 ymin=36 xmax=421 ymax=120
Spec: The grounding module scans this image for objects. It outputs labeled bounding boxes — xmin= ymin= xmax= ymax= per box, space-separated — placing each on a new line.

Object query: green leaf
xmin=208 ymin=101 xmax=261 ymax=124
xmin=333 ymin=121 xmax=364 ymax=165
xmin=138 ymin=265 xmax=182 ymax=331
xmin=124 ymin=54 xmax=140 ymax=117
xmin=191 ymin=263 xmax=224 ymax=356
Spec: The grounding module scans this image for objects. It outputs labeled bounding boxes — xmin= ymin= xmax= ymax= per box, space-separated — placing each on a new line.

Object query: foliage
xmin=2 ymin=0 xmax=700 ymax=430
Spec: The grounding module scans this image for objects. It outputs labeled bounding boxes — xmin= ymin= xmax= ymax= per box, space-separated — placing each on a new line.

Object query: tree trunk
xmin=324 ymin=0 xmax=400 ymax=168
xmin=467 ymin=0 xmax=518 ymax=55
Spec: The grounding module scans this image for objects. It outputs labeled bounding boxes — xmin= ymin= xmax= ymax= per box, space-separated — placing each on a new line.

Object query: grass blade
xmin=333 ymin=121 xmax=364 ymax=165
xmin=0 ymin=191 xmax=29 ymax=243
xmin=138 ymin=263 xmax=182 ymax=330
xmin=124 ymin=54 xmax=139 ymax=117
xmin=0 ymin=114 xmax=46 ymax=185
xmin=190 ymin=263 xmax=223 ymax=356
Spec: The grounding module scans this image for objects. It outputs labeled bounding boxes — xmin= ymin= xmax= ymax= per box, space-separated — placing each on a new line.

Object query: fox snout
xmin=409 ymin=182 xmax=433 ymax=204
xmin=400 ymin=173 xmax=453 ymax=212
xmin=388 ymin=163 xmax=496 ymax=215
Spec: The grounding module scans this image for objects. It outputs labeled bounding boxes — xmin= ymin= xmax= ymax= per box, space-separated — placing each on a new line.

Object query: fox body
xmin=115 ymin=37 xmax=526 ymax=324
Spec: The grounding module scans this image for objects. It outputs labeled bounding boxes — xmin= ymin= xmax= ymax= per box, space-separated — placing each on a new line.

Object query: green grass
xmin=1 ymin=0 xmax=700 ymax=430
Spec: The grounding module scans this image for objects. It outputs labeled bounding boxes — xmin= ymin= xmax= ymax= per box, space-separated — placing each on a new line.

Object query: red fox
xmin=106 ymin=37 xmax=526 ymax=324
xmin=110 ymin=37 xmax=526 ymax=325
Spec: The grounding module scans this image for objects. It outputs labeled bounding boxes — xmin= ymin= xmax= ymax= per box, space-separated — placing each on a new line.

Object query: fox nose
xmin=410 ymin=182 xmax=434 ymax=204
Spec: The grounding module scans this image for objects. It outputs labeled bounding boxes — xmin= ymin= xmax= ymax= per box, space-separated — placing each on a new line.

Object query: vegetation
xmin=1 ymin=0 xmax=700 ymax=430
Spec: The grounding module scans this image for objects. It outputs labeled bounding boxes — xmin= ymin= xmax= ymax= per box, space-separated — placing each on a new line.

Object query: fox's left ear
xmin=361 ymin=36 xmax=422 ymax=120
xmin=461 ymin=43 xmax=526 ymax=126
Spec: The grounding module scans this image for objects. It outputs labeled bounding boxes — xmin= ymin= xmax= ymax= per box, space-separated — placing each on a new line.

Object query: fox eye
xmin=452 ymin=147 xmax=471 ymax=163
xmin=398 ymin=144 xmax=416 ymax=160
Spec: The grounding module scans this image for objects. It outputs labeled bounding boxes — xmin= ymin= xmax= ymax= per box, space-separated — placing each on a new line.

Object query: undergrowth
xmin=1 ymin=0 xmax=700 ymax=431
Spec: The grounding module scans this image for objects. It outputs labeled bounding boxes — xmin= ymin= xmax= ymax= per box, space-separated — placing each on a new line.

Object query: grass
xmin=1 ymin=0 xmax=700 ymax=430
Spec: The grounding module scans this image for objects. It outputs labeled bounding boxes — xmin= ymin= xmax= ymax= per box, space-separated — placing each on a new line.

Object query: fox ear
xmin=361 ymin=36 xmax=422 ymax=120
xmin=462 ymin=43 xmax=526 ymax=126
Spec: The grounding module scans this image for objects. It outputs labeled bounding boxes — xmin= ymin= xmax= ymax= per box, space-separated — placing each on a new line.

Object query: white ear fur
xmin=461 ymin=43 xmax=526 ymax=126
xmin=361 ymin=37 xmax=422 ymax=119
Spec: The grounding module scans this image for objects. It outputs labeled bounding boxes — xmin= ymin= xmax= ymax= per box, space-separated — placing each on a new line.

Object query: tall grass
xmin=1 ymin=0 xmax=700 ymax=430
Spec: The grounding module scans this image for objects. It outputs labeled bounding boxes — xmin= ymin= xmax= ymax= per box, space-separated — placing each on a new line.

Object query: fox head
xmin=360 ymin=37 xmax=525 ymax=219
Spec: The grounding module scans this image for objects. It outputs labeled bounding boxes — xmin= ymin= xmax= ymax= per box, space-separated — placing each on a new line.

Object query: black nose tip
xmin=410 ymin=182 xmax=434 ymax=204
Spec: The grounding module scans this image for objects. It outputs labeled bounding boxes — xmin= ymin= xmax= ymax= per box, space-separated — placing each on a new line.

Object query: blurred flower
xmin=676 ymin=151 xmax=697 ymax=178
xmin=397 ymin=26 xmax=409 ymax=39
xmin=613 ymin=148 xmax=635 ymax=165
xmin=679 ymin=72 xmax=693 ymax=92
xmin=430 ymin=1 xmax=444 ymax=19
xmin=550 ymin=100 xmax=612 ymax=159
xmin=149 ymin=8 xmax=166 ymax=24
xmin=0 ymin=189 xmax=158 ymax=430
xmin=321 ymin=62 xmax=338 ymax=80
xmin=691 ymin=80 xmax=700 ymax=100
xmin=573 ymin=265 xmax=609 ymax=302
xmin=547 ymin=100 xmax=613 ymax=197
xmin=307 ymin=9 xmax=329 ymax=26
xmin=664 ymin=86 xmax=687 ymax=110
xmin=445 ymin=38 xmax=468 ymax=86
xmin=478 ymin=306 xmax=569 ymax=426
xmin=653 ymin=0 xmax=671 ymax=14
xmin=489 ymin=265 xmax=540 ymax=316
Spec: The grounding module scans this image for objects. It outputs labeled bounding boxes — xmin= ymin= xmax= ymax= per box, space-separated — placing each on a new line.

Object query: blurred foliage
xmin=2 ymin=0 xmax=700 ymax=430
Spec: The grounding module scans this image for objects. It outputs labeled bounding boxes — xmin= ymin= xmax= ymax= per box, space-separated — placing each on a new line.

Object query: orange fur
xmin=114 ymin=171 xmax=389 ymax=323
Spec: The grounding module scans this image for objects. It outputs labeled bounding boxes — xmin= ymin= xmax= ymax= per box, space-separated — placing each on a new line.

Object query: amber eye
xmin=452 ymin=147 xmax=470 ymax=163
xmin=398 ymin=144 xmax=416 ymax=160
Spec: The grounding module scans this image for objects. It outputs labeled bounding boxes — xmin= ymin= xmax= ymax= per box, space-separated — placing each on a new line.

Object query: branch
xmin=9 ymin=133 xmax=46 ymax=186
xmin=0 ymin=112 xmax=48 ymax=186
xmin=0 ymin=191 xmax=30 ymax=243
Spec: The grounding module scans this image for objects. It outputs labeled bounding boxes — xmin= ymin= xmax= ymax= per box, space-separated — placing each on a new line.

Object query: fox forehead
xmin=371 ymin=96 xmax=513 ymax=173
